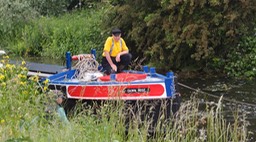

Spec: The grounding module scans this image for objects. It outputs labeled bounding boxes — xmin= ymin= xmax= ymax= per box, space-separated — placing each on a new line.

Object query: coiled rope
xmin=72 ymin=54 xmax=102 ymax=81
xmin=178 ymin=82 xmax=256 ymax=107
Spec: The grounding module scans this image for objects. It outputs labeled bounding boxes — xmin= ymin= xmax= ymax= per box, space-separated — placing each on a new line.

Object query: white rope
xmin=71 ymin=54 xmax=103 ymax=81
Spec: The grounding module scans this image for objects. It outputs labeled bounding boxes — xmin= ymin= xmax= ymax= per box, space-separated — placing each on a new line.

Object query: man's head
xmin=112 ymin=28 xmax=121 ymax=37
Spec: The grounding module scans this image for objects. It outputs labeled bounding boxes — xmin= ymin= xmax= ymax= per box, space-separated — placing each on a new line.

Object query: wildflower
xmin=0 ymin=119 xmax=5 ymax=124
xmin=18 ymin=74 xmax=26 ymax=79
xmin=5 ymin=64 xmax=15 ymax=70
xmin=0 ymin=74 xmax=4 ymax=80
xmin=43 ymin=86 xmax=48 ymax=91
xmin=3 ymin=55 xmax=9 ymax=59
xmin=29 ymin=76 xmax=39 ymax=82
xmin=18 ymin=74 xmax=23 ymax=79
xmin=21 ymin=67 xmax=27 ymax=71
xmin=21 ymin=61 xmax=26 ymax=66
xmin=20 ymin=81 xmax=26 ymax=86
xmin=34 ymin=76 xmax=39 ymax=82
xmin=43 ymin=79 xmax=49 ymax=85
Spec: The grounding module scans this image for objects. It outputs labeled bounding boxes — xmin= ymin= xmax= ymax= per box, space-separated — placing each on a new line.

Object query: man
xmin=101 ymin=28 xmax=132 ymax=75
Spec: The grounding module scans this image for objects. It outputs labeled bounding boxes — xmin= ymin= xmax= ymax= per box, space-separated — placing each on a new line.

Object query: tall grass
xmin=0 ymin=56 xmax=249 ymax=141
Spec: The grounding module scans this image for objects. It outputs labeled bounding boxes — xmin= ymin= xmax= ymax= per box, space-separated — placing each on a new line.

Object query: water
xmin=178 ymin=76 xmax=256 ymax=141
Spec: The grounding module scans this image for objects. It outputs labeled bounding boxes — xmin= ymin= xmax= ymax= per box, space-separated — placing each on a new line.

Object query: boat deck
xmin=10 ymin=60 xmax=65 ymax=78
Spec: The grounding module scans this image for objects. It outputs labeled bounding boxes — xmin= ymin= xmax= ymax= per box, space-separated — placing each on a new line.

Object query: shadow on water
xmin=178 ymin=76 xmax=256 ymax=141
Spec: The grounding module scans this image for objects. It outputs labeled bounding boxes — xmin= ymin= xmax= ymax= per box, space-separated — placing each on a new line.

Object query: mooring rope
xmin=178 ymin=82 xmax=256 ymax=107
xmin=72 ymin=54 xmax=102 ymax=81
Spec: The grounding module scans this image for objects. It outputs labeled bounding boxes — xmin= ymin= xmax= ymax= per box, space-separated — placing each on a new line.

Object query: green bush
xmin=8 ymin=7 xmax=108 ymax=59
xmin=224 ymin=33 xmax=256 ymax=78
xmin=29 ymin=0 xmax=69 ymax=16
xmin=0 ymin=0 xmax=38 ymax=49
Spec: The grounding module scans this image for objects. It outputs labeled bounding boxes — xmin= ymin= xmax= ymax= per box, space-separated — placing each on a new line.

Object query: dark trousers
xmin=101 ymin=53 xmax=132 ymax=75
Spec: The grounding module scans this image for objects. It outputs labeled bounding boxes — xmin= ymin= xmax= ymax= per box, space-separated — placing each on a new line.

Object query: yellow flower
xmin=18 ymin=74 xmax=23 ymax=79
xmin=43 ymin=79 xmax=49 ymax=84
xmin=5 ymin=64 xmax=15 ymax=70
xmin=34 ymin=76 xmax=39 ymax=82
xmin=5 ymin=64 xmax=11 ymax=69
xmin=0 ymin=74 xmax=5 ymax=80
xmin=20 ymin=81 xmax=26 ymax=86
xmin=18 ymin=74 xmax=26 ymax=79
xmin=3 ymin=55 xmax=9 ymax=59
xmin=43 ymin=86 xmax=48 ymax=91
xmin=29 ymin=76 xmax=39 ymax=82
xmin=0 ymin=119 xmax=5 ymax=124
xmin=21 ymin=67 xmax=27 ymax=71
xmin=21 ymin=61 xmax=26 ymax=65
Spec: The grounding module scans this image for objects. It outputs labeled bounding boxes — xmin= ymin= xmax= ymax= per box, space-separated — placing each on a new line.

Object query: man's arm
xmin=104 ymin=51 xmax=117 ymax=72
xmin=116 ymin=50 xmax=129 ymax=62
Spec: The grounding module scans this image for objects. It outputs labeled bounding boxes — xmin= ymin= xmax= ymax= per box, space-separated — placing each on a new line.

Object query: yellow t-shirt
xmin=102 ymin=37 xmax=129 ymax=57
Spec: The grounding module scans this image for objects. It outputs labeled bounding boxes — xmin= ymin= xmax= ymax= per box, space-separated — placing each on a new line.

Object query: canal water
xmin=178 ymin=76 xmax=256 ymax=141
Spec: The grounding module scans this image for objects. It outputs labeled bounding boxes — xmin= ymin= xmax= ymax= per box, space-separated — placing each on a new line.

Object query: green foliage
xmin=0 ymin=0 xmax=105 ymax=56
xmin=0 ymin=0 xmax=39 ymax=49
xmin=0 ymin=0 xmax=70 ymax=51
xmin=224 ymin=33 xmax=256 ymax=78
xmin=29 ymin=0 xmax=69 ymax=16
xmin=8 ymin=8 xmax=107 ymax=59
xmin=103 ymin=0 xmax=256 ymax=74
xmin=0 ymin=56 xmax=49 ymax=140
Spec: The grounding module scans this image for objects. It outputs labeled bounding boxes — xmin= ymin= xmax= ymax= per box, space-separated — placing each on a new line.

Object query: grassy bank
xmin=0 ymin=56 xmax=249 ymax=141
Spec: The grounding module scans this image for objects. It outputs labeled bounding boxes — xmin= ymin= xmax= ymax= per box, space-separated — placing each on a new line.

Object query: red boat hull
xmin=67 ymin=83 xmax=167 ymax=100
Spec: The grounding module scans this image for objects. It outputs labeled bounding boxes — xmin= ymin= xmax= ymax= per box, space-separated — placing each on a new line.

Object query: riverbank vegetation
xmin=0 ymin=1 xmax=254 ymax=141
xmin=0 ymin=58 xmax=249 ymax=141
xmin=0 ymin=0 xmax=255 ymax=79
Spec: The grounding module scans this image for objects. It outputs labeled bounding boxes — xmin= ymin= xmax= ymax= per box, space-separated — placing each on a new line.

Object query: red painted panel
xmin=67 ymin=84 xmax=165 ymax=99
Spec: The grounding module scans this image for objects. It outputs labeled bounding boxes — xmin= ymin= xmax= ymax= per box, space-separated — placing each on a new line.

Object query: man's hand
xmin=116 ymin=54 xmax=121 ymax=62
xmin=111 ymin=64 xmax=117 ymax=72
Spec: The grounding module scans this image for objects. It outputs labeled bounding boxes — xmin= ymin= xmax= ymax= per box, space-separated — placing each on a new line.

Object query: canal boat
xmin=47 ymin=50 xmax=178 ymax=101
